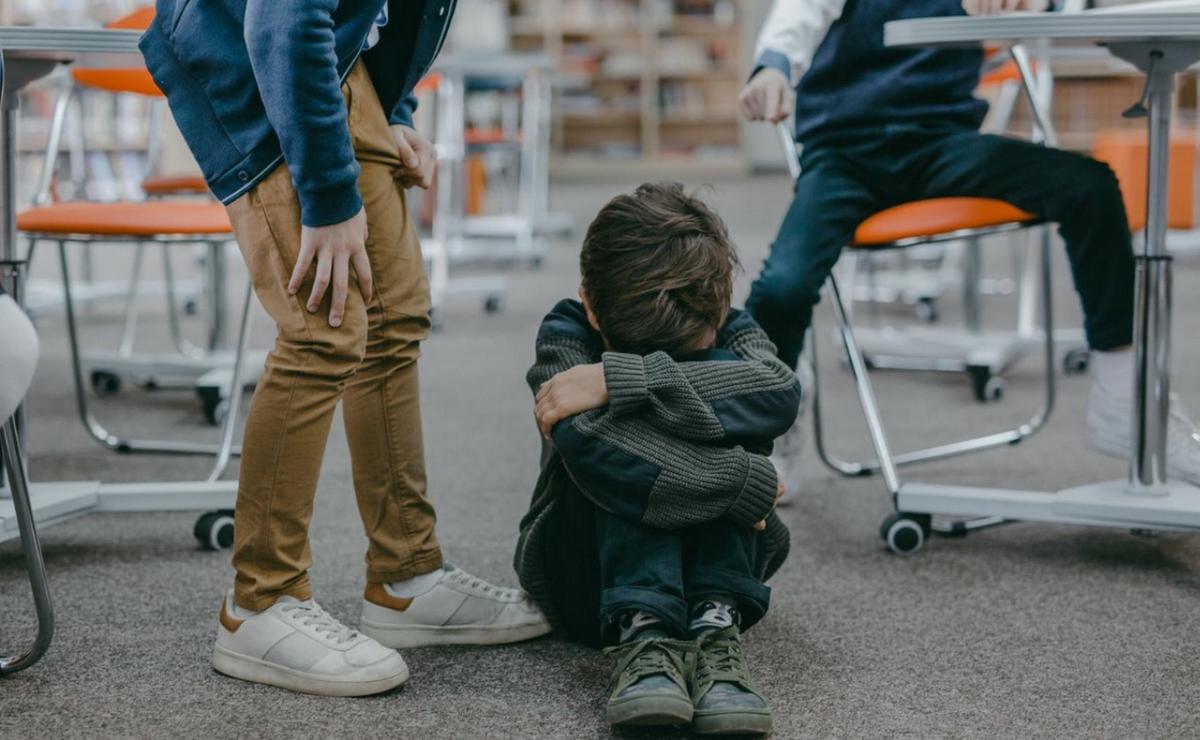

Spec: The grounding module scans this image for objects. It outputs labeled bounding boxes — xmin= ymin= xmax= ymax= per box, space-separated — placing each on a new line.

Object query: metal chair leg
xmin=57 ymin=239 xmax=242 ymax=456
xmin=828 ymin=275 xmax=902 ymax=496
xmin=809 ymin=228 xmax=1057 ymax=477
xmin=206 ymin=280 xmax=254 ymax=482
xmin=0 ymin=417 xmax=54 ymax=677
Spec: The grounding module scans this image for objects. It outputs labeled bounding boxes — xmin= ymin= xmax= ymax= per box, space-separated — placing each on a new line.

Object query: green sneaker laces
xmin=604 ymin=638 xmax=694 ymax=697
xmin=692 ymin=626 xmax=760 ymax=699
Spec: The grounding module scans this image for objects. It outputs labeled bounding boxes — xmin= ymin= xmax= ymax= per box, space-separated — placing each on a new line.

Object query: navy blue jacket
xmin=758 ymin=0 xmax=987 ymax=148
xmin=139 ymin=0 xmax=455 ymax=227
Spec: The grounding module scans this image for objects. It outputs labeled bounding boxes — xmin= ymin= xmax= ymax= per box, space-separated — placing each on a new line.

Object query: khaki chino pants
xmin=225 ymin=61 xmax=442 ymax=611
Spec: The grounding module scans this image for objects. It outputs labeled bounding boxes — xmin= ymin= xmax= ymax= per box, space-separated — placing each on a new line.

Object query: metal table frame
xmin=0 ymin=27 xmax=241 ymax=673
xmin=842 ymin=12 xmax=1200 ymax=552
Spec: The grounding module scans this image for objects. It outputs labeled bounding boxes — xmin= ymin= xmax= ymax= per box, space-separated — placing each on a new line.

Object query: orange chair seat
xmin=852 ymin=197 xmax=1037 ymax=247
xmin=142 ymin=174 xmax=210 ymax=196
xmin=18 ymin=201 xmax=231 ymax=237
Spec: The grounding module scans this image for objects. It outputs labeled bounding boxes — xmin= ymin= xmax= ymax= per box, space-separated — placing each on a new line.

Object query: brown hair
xmin=580 ymin=182 xmax=740 ymax=357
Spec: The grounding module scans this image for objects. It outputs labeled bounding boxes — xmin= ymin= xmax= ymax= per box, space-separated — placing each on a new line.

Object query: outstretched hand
xmin=738 ymin=67 xmax=793 ymax=124
xmin=535 ymin=363 xmax=608 ymax=438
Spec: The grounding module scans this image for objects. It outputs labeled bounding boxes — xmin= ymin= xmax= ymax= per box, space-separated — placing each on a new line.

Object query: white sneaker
xmin=771 ymin=359 xmax=812 ymax=503
xmin=212 ymin=591 xmax=408 ymax=697
xmin=359 ymin=565 xmax=551 ymax=649
xmin=1085 ymin=384 xmax=1200 ymax=486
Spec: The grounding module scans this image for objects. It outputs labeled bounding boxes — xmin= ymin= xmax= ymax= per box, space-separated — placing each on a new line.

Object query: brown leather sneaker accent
xmin=219 ymin=599 xmax=244 ymax=633
xmin=364 ymin=583 xmax=413 ymax=612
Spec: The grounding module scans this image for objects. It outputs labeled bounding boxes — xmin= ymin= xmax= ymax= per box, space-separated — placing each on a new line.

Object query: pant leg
xmin=536 ymin=476 xmax=605 ymax=647
xmin=339 ymin=63 xmax=443 ymax=585
xmin=595 ymin=509 xmax=689 ymax=640
xmin=682 ymin=519 xmax=771 ymax=632
xmin=225 ymin=121 xmax=371 ymax=614
xmin=911 ymin=131 xmax=1135 ymax=351
xmin=744 ymin=155 xmax=887 ymax=368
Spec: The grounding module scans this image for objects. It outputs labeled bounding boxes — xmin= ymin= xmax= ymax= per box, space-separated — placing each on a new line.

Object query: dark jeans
xmin=744 ymin=127 xmax=1137 ymax=369
xmin=540 ymin=487 xmax=770 ymax=647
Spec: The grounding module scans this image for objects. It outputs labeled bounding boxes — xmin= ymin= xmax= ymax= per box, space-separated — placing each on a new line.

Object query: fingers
xmin=768 ymin=82 xmax=792 ymax=124
xmin=754 ymin=520 xmax=766 ymax=532
xmin=350 ymin=247 xmax=374 ymax=305
xmin=328 ymin=254 xmax=349 ymax=327
xmin=289 ymin=237 xmax=317 ymax=296
xmin=308 ymin=251 xmax=332 ymax=313
xmin=394 ymin=130 xmax=420 ymax=171
xmin=738 ymin=85 xmax=763 ymax=121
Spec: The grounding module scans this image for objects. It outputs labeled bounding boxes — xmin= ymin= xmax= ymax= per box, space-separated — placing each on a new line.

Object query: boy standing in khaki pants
xmin=142 ymin=0 xmax=548 ymax=697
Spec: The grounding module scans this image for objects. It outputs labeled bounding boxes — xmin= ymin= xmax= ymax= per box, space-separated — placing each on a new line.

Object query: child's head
xmin=579 ymin=182 xmax=740 ymax=357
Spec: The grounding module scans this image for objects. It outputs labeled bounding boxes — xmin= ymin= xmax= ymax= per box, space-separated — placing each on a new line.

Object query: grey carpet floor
xmin=2 ymin=174 xmax=1199 ymax=739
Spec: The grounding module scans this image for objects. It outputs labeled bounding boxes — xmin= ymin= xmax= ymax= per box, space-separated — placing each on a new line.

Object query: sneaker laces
xmin=693 ymin=627 xmax=754 ymax=695
xmin=280 ymin=601 xmax=358 ymax=645
xmin=445 ymin=567 xmax=522 ymax=603
xmin=604 ymin=638 xmax=693 ymax=694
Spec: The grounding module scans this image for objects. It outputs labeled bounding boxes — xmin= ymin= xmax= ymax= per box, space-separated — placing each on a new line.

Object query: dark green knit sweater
xmin=514 ymin=299 xmax=800 ymax=629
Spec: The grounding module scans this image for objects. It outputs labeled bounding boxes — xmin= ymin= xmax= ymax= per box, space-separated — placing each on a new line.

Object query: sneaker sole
xmin=359 ymin=618 xmax=552 ymax=649
xmin=692 ymin=709 xmax=773 ymax=735
xmin=211 ymin=644 xmax=408 ymax=697
xmin=606 ymin=693 xmax=694 ymax=727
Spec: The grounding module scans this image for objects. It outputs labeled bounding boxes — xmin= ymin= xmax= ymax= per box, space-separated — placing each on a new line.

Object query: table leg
xmin=0 ymin=95 xmax=16 ymax=264
xmin=1129 ymin=56 xmax=1176 ymax=493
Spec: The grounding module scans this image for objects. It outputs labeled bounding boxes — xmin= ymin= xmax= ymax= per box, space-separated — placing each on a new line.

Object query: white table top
xmin=885 ymin=12 xmax=1200 ymax=48
xmin=0 ymin=26 xmax=141 ymax=56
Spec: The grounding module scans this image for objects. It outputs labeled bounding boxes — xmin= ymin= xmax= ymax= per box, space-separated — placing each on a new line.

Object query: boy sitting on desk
xmin=515 ymin=183 xmax=802 ymax=735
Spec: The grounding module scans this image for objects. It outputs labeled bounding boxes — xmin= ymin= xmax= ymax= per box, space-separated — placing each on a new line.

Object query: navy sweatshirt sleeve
xmin=244 ymin=0 xmax=361 ymax=228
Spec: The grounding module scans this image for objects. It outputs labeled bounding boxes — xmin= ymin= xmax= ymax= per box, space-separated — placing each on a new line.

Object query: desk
xmin=874 ymin=12 xmax=1200 ymax=544
xmin=0 ymin=28 xmax=236 ymax=547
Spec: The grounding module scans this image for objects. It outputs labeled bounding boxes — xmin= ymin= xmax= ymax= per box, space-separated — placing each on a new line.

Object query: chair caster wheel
xmin=199 ymin=389 xmax=226 ymax=426
xmin=195 ymin=510 xmax=235 ymax=551
xmin=914 ymin=296 xmax=938 ymax=323
xmin=1063 ymin=348 xmax=1090 ymax=375
xmin=968 ymin=366 xmax=1004 ymax=403
xmin=91 ymin=370 xmax=122 ymax=397
xmin=880 ymin=512 xmax=930 ymax=555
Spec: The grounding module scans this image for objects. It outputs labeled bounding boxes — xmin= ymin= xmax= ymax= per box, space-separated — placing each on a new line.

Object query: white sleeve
xmin=753 ymin=0 xmax=848 ymax=83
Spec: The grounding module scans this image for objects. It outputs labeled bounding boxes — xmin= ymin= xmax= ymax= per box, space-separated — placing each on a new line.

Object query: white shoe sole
xmin=212 ymin=643 xmax=408 ymax=697
xmin=360 ymin=618 xmax=552 ymax=649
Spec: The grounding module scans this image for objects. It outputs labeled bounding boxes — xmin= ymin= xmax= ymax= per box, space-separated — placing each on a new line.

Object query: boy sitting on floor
xmin=515 ymin=183 xmax=801 ymax=734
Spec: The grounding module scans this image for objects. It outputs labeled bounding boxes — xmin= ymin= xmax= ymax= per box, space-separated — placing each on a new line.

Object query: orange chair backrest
xmin=414 ymin=73 xmax=443 ymax=95
xmin=71 ymin=6 xmax=162 ymax=98
xmin=1092 ymin=128 xmax=1195 ymax=232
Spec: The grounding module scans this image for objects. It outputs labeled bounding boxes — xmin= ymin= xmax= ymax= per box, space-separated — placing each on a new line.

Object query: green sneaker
xmin=690 ymin=626 xmax=772 ymax=735
xmin=603 ymin=637 xmax=695 ymax=727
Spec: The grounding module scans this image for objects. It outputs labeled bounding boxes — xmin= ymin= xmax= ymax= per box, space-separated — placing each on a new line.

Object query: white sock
xmin=227 ymin=600 xmax=260 ymax=619
xmin=1091 ymin=348 xmax=1133 ymax=400
xmin=386 ymin=567 xmax=445 ymax=598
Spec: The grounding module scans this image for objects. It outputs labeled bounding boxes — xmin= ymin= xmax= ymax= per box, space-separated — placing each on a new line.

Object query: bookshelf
xmin=507 ymin=0 xmax=748 ymax=175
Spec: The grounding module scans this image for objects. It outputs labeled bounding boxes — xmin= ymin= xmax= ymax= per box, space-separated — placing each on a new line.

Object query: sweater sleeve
xmin=244 ymin=0 xmax=360 ymax=227
xmin=526 ymin=299 xmax=604 ymax=394
xmin=551 ymin=410 xmax=779 ymax=530
xmin=601 ymin=310 xmax=802 ymax=447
